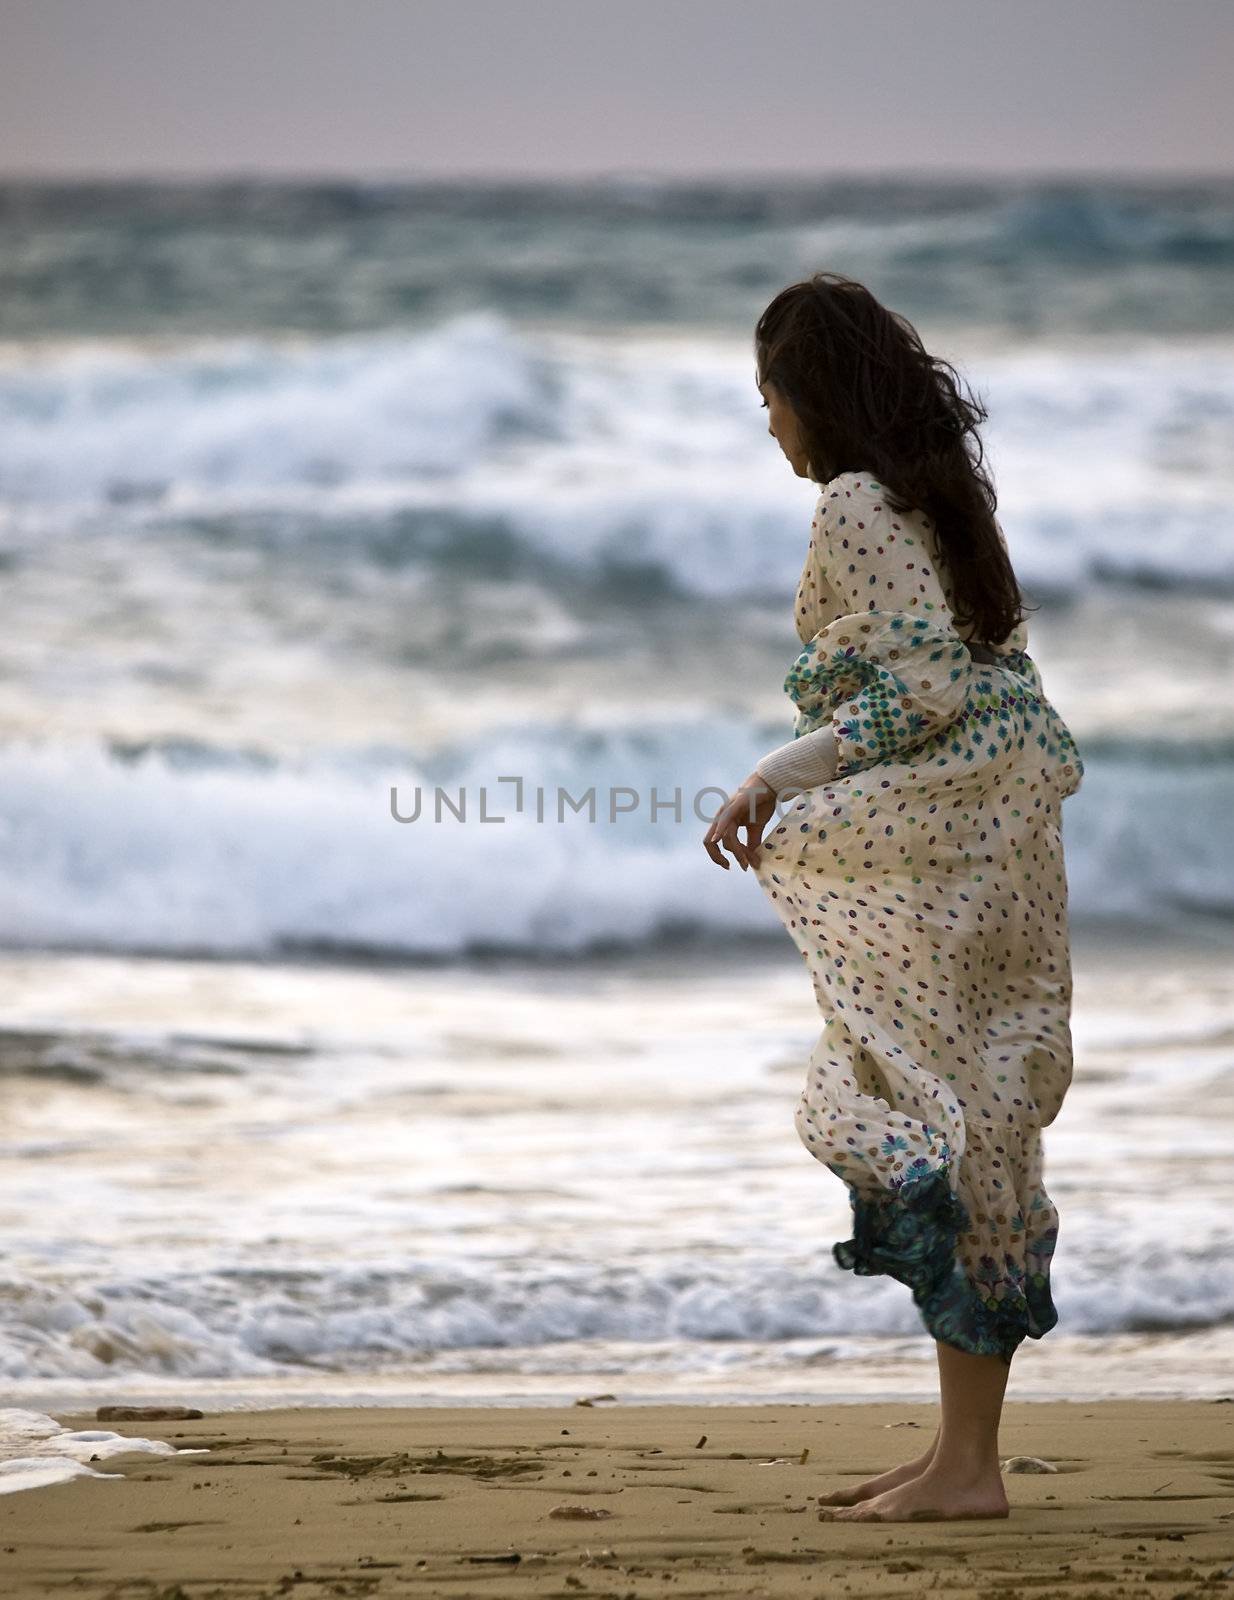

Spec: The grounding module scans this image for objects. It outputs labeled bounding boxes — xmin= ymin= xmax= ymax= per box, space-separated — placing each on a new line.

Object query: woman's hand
xmin=703 ymin=771 xmax=779 ymax=871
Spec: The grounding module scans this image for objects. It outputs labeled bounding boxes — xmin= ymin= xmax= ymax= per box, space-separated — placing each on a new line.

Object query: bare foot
xmin=818 ymin=1463 xmax=1009 ymax=1523
xmin=816 ymin=1435 xmax=939 ymax=1506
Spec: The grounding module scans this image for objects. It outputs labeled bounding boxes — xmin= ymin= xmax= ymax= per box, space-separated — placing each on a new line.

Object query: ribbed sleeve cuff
xmin=755 ymin=727 xmax=840 ymax=796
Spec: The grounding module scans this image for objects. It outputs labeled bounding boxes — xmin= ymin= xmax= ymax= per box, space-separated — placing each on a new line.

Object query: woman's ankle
xmin=927 ymin=1444 xmax=1003 ymax=1483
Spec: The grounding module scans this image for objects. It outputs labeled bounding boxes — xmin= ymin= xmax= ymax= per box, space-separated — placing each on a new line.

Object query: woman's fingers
xmin=704 ymin=793 xmax=764 ymax=871
xmin=702 ymin=805 xmax=731 ymax=868
xmin=728 ymin=813 xmax=755 ymax=871
xmin=703 ymin=809 xmax=732 ymax=869
xmin=703 ymin=827 xmax=730 ymax=869
xmin=738 ymin=814 xmax=770 ymax=871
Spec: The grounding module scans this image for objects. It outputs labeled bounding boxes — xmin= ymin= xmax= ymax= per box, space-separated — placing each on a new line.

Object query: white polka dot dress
xmin=753 ymin=471 xmax=1085 ymax=1363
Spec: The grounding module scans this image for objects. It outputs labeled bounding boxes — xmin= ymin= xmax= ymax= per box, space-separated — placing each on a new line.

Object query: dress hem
xmin=832 ymin=1165 xmax=1057 ymax=1364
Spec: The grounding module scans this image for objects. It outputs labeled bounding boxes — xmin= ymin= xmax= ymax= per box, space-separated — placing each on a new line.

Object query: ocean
xmin=1 ymin=176 xmax=1232 ymax=1428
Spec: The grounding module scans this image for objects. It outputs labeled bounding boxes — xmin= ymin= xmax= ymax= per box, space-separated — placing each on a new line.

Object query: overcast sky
xmin=2 ymin=0 xmax=1231 ymax=180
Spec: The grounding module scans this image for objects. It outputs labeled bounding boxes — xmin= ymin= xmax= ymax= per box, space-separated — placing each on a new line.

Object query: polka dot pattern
xmin=756 ymin=471 xmax=1086 ymax=1363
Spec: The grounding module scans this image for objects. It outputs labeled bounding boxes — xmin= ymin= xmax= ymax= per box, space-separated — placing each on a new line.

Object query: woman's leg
xmin=821 ymin=1341 xmax=1011 ymax=1521
xmin=931 ymin=1339 xmax=1012 ymax=1482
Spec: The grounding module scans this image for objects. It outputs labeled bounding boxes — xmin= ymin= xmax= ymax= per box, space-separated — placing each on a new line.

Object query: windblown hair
xmin=755 ymin=272 xmax=1032 ymax=646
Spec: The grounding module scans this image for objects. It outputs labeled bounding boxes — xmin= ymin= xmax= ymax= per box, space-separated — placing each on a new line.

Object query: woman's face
xmin=756 ymin=374 xmax=813 ymax=479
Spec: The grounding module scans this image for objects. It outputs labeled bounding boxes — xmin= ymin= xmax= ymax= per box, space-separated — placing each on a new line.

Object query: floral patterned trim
xmin=782 ymin=616 xmax=1084 ymax=800
xmin=832 ymin=1165 xmax=1058 ymax=1364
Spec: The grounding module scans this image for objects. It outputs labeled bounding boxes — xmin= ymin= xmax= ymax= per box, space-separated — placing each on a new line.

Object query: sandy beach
xmin=2 ymin=1400 xmax=1231 ymax=1597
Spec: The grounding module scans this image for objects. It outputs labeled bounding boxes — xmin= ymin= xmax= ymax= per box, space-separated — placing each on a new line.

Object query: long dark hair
xmin=755 ymin=272 xmax=1032 ymax=646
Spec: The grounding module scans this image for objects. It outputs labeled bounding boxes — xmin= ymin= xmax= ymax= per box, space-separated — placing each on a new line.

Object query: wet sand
xmin=2 ymin=1399 xmax=1232 ymax=1597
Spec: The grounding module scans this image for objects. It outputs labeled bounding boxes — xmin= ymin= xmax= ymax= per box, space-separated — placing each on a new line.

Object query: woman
xmin=703 ymin=273 xmax=1084 ymax=1523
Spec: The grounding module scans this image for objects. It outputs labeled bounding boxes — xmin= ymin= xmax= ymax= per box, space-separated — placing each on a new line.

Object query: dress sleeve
xmin=780 ymin=478 xmax=976 ymax=779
